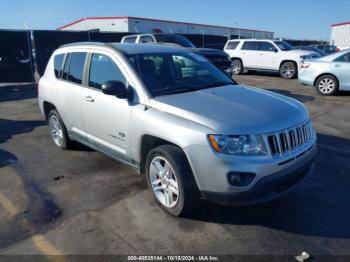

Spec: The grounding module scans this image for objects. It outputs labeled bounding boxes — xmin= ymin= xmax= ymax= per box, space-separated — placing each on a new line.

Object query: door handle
xmin=83 ymin=96 xmax=94 ymax=102
xmin=334 ymin=64 xmax=342 ymax=68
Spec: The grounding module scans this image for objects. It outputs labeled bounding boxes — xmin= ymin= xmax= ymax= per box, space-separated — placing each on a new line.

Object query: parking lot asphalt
xmin=0 ymin=73 xmax=349 ymax=257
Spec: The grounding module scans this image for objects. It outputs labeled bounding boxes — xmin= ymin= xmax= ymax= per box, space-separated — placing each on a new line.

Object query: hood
xmin=190 ymin=48 xmax=229 ymax=57
xmin=149 ymin=85 xmax=308 ymax=134
xmin=288 ymin=50 xmax=320 ymax=58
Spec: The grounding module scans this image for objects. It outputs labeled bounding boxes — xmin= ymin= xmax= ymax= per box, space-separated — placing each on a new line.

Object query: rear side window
xmin=140 ymin=36 xmax=154 ymax=43
xmin=225 ymin=41 xmax=239 ymax=50
xmin=54 ymin=54 xmax=64 ymax=78
xmin=335 ymin=52 xmax=350 ymax=63
xmin=123 ymin=37 xmax=137 ymax=43
xmin=62 ymin=52 xmax=87 ymax=85
xmin=88 ymin=53 xmax=126 ymax=90
xmin=242 ymin=41 xmax=260 ymax=51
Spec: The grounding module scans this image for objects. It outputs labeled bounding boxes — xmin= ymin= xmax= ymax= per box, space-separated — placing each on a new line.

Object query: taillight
xmin=336 ymin=48 xmax=340 ymax=52
xmin=301 ymin=63 xmax=311 ymax=69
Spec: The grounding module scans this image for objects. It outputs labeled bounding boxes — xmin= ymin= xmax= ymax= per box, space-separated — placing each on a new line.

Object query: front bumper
xmin=184 ymin=140 xmax=317 ymax=206
xmin=201 ymin=157 xmax=315 ymax=206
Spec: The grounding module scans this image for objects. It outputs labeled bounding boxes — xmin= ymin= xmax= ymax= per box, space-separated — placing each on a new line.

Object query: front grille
xmin=266 ymin=122 xmax=314 ymax=157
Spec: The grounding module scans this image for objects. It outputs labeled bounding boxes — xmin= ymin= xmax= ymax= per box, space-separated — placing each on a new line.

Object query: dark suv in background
xmin=121 ymin=33 xmax=233 ymax=75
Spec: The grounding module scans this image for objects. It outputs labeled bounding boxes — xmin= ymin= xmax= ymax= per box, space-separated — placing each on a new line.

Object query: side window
xmin=123 ymin=37 xmax=136 ymax=43
xmin=241 ymin=41 xmax=260 ymax=51
xmin=335 ymin=53 xmax=350 ymax=63
xmin=260 ymin=42 xmax=277 ymax=52
xmin=88 ymin=53 xmax=126 ymax=90
xmin=54 ymin=54 xmax=64 ymax=78
xmin=225 ymin=41 xmax=239 ymax=50
xmin=67 ymin=52 xmax=86 ymax=85
xmin=140 ymin=36 xmax=155 ymax=43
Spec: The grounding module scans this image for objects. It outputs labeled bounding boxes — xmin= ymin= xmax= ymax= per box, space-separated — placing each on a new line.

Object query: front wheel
xmin=279 ymin=61 xmax=297 ymax=79
xmin=146 ymin=145 xmax=200 ymax=216
xmin=315 ymin=75 xmax=339 ymax=96
xmin=231 ymin=59 xmax=243 ymax=75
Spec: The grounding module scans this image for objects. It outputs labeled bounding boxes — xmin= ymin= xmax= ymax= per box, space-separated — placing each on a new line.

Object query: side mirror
xmin=102 ymin=80 xmax=128 ymax=99
xmin=273 ymin=48 xmax=278 ymax=53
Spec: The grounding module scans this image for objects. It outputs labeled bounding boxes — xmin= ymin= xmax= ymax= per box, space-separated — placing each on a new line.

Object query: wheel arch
xmin=43 ymin=101 xmax=57 ymax=120
xmin=139 ymin=135 xmax=182 ymax=174
xmin=279 ymin=59 xmax=298 ymax=69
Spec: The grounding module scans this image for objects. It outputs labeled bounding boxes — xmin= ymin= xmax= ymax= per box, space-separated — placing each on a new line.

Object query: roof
xmin=331 ymin=21 xmax=350 ymax=27
xmin=59 ymin=42 xmax=189 ymax=54
xmin=57 ymin=16 xmax=274 ymax=33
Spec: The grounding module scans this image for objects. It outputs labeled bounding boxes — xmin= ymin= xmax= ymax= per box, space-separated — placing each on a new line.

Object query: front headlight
xmin=208 ymin=134 xmax=267 ymax=155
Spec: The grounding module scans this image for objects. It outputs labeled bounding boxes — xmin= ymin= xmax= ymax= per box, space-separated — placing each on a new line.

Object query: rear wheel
xmin=231 ymin=59 xmax=243 ymax=75
xmin=315 ymin=75 xmax=339 ymax=96
xmin=48 ymin=110 xmax=71 ymax=149
xmin=280 ymin=61 xmax=297 ymax=79
xmin=146 ymin=145 xmax=200 ymax=216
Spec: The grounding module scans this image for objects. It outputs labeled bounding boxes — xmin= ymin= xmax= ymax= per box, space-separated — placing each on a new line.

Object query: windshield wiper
xmin=200 ymin=81 xmax=234 ymax=89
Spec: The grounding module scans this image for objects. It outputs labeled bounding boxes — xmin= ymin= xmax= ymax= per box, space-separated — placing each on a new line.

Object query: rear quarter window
xmin=53 ymin=54 xmax=64 ymax=78
xmin=225 ymin=41 xmax=239 ymax=50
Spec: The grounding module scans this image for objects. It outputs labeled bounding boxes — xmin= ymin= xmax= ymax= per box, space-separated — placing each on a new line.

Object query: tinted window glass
xmin=154 ymin=35 xmax=195 ymax=48
xmin=128 ymin=52 xmax=236 ymax=97
xmin=66 ymin=52 xmax=86 ymax=85
xmin=273 ymin=41 xmax=294 ymax=51
xmin=89 ymin=53 xmax=126 ymax=90
xmin=62 ymin=53 xmax=71 ymax=80
xmin=123 ymin=37 xmax=136 ymax=43
xmin=225 ymin=41 xmax=239 ymax=50
xmin=242 ymin=41 xmax=260 ymax=51
xmin=260 ymin=42 xmax=276 ymax=51
xmin=335 ymin=52 xmax=350 ymax=63
xmin=140 ymin=36 xmax=154 ymax=43
xmin=54 ymin=54 xmax=64 ymax=78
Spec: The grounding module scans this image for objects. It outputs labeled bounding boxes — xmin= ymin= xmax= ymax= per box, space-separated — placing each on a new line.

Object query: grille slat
xmin=267 ymin=122 xmax=313 ymax=157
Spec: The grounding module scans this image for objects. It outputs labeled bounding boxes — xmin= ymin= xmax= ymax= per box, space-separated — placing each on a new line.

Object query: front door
xmin=82 ymin=52 xmax=132 ymax=161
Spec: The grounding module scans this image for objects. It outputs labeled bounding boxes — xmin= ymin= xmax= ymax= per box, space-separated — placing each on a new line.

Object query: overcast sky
xmin=1 ymin=0 xmax=349 ymax=40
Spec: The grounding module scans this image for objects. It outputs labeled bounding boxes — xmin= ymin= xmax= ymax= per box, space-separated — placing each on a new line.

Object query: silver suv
xmin=38 ymin=42 xmax=317 ymax=216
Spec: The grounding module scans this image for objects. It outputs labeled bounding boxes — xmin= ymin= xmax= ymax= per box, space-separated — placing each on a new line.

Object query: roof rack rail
xmin=59 ymin=41 xmax=111 ymax=48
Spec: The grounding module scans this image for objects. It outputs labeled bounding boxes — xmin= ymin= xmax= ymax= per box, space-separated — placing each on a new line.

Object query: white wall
xmin=331 ymin=24 xmax=350 ymax=48
xmin=60 ymin=17 xmax=274 ymax=39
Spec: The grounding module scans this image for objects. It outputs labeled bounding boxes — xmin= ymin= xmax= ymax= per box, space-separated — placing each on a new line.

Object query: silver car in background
xmin=299 ymin=49 xmax=350 ymax=95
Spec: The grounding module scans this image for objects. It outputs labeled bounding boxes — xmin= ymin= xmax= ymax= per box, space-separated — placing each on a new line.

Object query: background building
xmin=58 ymin=16 xmax=274 ymax=39
xmin=330 ymin=21 xmax=350 ymax=49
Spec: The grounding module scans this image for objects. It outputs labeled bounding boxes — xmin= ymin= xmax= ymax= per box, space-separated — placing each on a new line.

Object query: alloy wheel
xmin=49 ymin=115 xmax=64 ymax=147
xmin=281 ymin=63 xmax=295 ymax=78
xmin=318 ymin=78 xmax=335 ymax=94
xmin=149 ymin=156 xmax=179 ymax=208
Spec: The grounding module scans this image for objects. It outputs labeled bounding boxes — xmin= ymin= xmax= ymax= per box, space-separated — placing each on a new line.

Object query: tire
xmin=145 ymin=145 xmax=200 ymax=216
xmin=279 ymin=61 xmax=297 ymax=79
xmin=315 ymin=75 xmax=339 ymax=96
xmin=48 ymin=110 xmax=72 ymax=149
xmin=231 ymin=59 xmax=243 ymax=75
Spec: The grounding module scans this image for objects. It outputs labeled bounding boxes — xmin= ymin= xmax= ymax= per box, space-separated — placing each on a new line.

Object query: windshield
xmin=274 ymin=41 xmax=294 ymax=51
xmin=128 ymin=52 xmax=237 ymax=96
xmin=154 ymin=35 xmax=195 ymax=48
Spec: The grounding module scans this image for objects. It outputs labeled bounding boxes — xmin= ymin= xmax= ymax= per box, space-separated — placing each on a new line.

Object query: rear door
xmin=52 ymin=52 xmax=87 ymax=134
xmin=240 ymin=41 xmax=260 ymax=68
xmin=81 ymin=52 xmax=132 ymax=161
xmin=332 ymin=52 xmax=350 ymax=90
